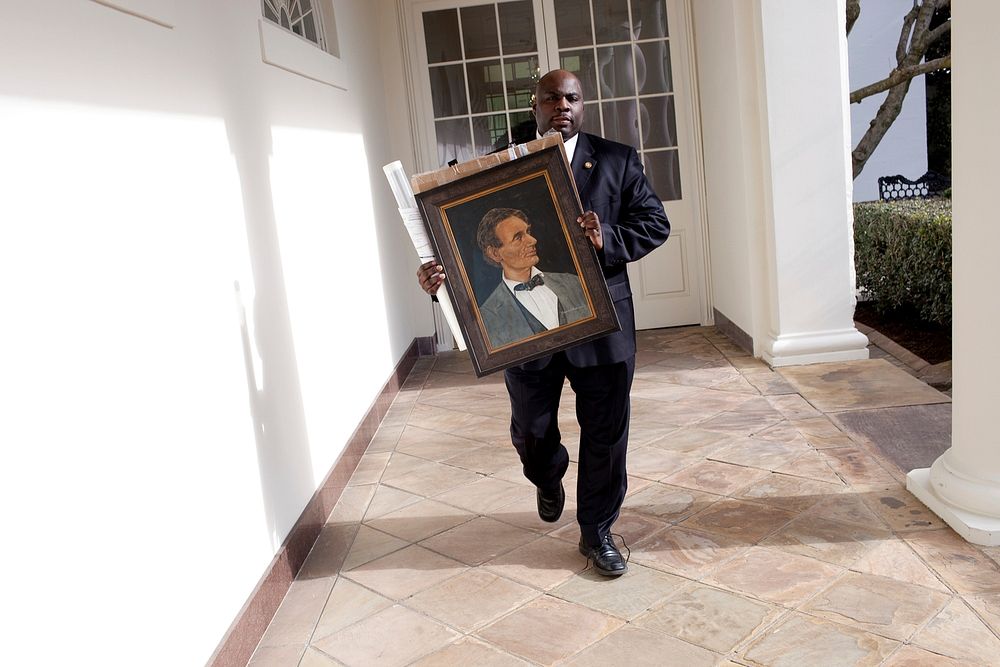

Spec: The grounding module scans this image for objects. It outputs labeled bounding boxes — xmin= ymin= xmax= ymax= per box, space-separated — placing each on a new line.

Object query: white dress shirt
xmin=538 ymin=131 xmax=578 ymax=168
xmin=503 ymin=267 xmax=560 ymax=330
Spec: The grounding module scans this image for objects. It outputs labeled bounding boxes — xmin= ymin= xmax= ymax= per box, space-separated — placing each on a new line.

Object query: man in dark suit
xmin=418 ymin=69 xmax=670 ymax=576
xmin=475 ymin=207 xmax=592 ymax=349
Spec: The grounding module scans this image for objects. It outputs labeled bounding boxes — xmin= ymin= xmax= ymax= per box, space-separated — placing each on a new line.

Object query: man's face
xmin=532 ymin=71 xmax=585 ymax=140
xmin=487 ymin=216 xmax=539 ymax=275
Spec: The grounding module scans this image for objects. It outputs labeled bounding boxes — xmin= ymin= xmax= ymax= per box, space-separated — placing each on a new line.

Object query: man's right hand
xmin=417 ymin=260 xmax=446 ymax=295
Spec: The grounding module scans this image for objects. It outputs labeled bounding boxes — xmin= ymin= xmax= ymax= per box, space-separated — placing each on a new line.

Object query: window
xmin=262 ymin=0 xmax=326 ymax=50
xmin=258 ymin=0 xmax=344 ymax=89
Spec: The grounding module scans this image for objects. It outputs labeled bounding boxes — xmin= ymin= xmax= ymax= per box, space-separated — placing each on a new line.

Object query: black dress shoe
xmin=536 ymin=482 xmax=565 ymax=522
xmin=579 ymin=535 xmax=628 ymax=576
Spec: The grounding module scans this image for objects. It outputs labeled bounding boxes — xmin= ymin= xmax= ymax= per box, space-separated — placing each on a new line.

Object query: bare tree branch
xmin=896 ymin=6 xmax=919 ymax=65
xmin=850 ymin=56 xmax=951 ymax=103
xmin=853 ymin=80 xmax=911 ymax=178
xmin=847 ymin=0 xmax=861 ymax=35
xmin=909 ymin=1 xmax=940 ymax=51
xmin=925 ymin=17 xmax=951 ymax=46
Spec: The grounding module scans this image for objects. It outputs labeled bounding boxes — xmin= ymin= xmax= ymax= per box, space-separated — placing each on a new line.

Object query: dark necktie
xmin=514 ymin=274 xmax=545 ymax=291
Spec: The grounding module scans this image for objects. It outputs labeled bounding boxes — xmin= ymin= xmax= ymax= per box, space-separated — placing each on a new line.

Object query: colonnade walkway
xmin=249 ymin=327 xmax=999 ymax=666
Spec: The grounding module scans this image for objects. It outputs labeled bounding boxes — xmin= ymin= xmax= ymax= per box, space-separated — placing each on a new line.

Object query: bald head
xmin=532 ymin=69 xmax=585 ymax=140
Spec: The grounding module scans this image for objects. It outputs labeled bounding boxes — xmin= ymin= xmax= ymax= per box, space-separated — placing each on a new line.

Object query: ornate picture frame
xmin=416 ymin=144 xmax=619 ymax=376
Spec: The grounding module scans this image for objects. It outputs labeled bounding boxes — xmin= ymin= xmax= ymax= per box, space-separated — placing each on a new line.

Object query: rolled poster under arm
xmin=383 ymin=160 xmax=466 ymax=351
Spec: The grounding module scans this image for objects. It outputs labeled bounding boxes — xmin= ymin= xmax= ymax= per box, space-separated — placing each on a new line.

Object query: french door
xmin=406 ymin=0 xmax=708 ymax=329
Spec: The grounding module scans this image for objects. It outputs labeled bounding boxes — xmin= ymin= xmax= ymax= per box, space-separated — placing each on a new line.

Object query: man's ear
xmin=485 ymin=246 xmax=501 ymax=265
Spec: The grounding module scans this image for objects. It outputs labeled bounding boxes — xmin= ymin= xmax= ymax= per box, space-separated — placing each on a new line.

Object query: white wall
xmin=0 ymin=0 xmax=430 ymax=664
xmin=848 ymin=0 xmax=928 ymax=201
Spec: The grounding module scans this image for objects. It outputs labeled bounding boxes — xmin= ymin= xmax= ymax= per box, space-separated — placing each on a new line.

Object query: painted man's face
xmin=487 ymin=216 xmax=539 ymax=276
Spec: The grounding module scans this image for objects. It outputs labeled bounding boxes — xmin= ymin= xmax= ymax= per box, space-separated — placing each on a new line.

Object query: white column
xmin=754 ymin=0 xmax=869 ymax=366
xmin=907 ymin=2 xmax=1000 ymax=546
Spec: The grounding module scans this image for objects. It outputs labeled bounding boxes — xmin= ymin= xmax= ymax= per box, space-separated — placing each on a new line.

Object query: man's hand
xmin=578 ymin=211 xmax=603 ymax=250
xmin=417 ymin=260 xmax=446 ymax=295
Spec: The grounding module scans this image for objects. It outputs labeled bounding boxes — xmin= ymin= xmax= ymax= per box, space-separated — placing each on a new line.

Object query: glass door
xmin=409 ymin=0 xmax=707 ymax=327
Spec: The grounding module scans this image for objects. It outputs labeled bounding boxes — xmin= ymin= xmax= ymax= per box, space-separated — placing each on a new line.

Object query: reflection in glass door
xmin=552 ymin=0 xmax=681 ymax=201
xmin=419 ymin=1 xmax=543 ymax=167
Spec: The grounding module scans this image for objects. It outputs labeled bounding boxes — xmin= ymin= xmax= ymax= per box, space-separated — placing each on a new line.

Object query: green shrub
xmin=854 ymin=198 xmax=952 ymax=325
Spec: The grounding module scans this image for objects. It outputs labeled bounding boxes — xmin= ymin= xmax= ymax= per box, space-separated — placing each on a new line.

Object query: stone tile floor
xmin=249 ymin=327 xmax=1000 ymax=667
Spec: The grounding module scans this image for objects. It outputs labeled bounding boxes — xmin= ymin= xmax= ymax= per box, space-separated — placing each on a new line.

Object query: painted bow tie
xmin=514 ymin=274 xmax=545 ymax=291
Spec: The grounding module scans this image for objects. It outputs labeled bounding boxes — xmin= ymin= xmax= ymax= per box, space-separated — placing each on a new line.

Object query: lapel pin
xmin=584 ymin=161 xmax=593 ymax=169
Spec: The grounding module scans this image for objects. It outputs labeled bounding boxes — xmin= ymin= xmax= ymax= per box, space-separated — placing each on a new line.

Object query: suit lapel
xmin=572 ymin=132 xmax=597 ymax=203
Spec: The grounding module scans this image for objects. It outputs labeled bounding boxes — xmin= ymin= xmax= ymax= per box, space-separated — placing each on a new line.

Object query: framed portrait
xmin=416 ymin=144 xmax=620 ymax=376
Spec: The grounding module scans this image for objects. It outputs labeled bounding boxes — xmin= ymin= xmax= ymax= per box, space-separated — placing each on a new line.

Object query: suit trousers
xmin=504 ymin=351 xmax=635 ymax=546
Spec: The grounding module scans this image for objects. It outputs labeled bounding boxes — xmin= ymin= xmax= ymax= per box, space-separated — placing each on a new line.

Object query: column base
xmin=761 ymin=328 xmax=869 ymax=367
xmin=907 ymin=468 xmax=1000 ymax=546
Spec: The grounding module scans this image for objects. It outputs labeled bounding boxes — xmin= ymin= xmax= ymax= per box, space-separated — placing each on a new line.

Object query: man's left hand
xmin=578 ymin=211 xmax=603 ymax=251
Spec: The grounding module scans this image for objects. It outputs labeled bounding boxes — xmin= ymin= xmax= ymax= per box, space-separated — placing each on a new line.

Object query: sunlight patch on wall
xmin=0 ymin=95 xmax=271 ymax=660
xmin=269 ymin=126 xmax=392 ymax=475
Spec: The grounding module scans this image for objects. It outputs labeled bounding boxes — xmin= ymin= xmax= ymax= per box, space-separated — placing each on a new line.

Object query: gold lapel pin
xmin=584 ymin=161 xmax=593 ymax=169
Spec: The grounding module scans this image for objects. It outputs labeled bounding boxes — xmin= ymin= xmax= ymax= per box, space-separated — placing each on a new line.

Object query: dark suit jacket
xmin=480 ymin=271 xmax=591 ymax=349
xmin=520 ymin=132 xmax=670 ymax=370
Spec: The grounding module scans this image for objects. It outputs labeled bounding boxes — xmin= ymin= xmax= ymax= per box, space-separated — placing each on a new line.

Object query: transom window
xmin=262 ymin=0 xmax=326 ymax=49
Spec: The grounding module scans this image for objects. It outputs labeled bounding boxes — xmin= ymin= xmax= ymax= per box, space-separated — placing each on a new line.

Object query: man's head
xmin=532 ymin=69 xmax=585 ymax=140
xmin=476 ymin=208 xmax=539 ymax=279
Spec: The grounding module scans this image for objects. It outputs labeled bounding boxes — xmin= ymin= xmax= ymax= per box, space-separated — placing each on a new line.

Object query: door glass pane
xmin=559 ymin=49 xmax=598 ymax=101
xmin=593 ymin=0 xmax=630 ymax=44
xmin=504 ymin=55 xmax=539 ymax=110
xmin=461 ymin=5 xmax=499 ymax=59
xmin=636 ymin=41 xmax=672 ymax=94
xmin=499 ymin=0 xmax=536 ymax=54
xmin=554 ymin=0 xmax=592 ymax=48
xmin=581 ymin=102 xmax=601 ymax=135
xmin=632 ymin=0 xmax=669 ymax=39
xmin=597 ymin=45 xmax=636 ymax=98
xmin=642 ymin=149 xmax=681 ymax=201
xmin=509 ymin=110 xmax=536 ymax=142
xmin=429 ymin=64 xmax=469 ymax=117
xmin=423 ymin=9 xmax=462 ymax=63
xmin=473 ymin=113 xmax=510 ymax=154
xmin=639 ymin=95 xmax=677 ymax=148
xmin=435 ymin=118 xmax=473 ymax=165
xmin=467 ymin=60 xmax=505 ymax=113
xmin=602 ymin=99 xmax=639 ymax=148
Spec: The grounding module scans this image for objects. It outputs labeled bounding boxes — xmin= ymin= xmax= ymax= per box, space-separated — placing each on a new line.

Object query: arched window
xmin=262 ymin=0 xmax=326 ymax=50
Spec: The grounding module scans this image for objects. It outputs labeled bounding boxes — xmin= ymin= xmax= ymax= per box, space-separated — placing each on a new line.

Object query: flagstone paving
xmin=249 ymin=327 xmax=1000 ymax=667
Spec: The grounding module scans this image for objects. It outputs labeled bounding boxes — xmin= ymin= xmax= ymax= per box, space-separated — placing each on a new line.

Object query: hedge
xmin=853 ymin=197 xmax=952 ymax=325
